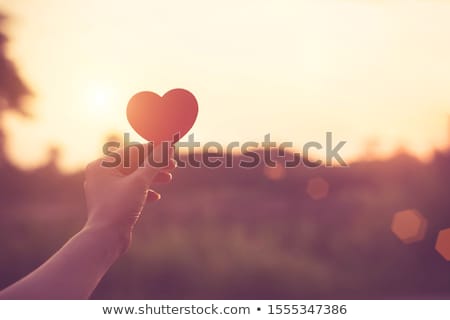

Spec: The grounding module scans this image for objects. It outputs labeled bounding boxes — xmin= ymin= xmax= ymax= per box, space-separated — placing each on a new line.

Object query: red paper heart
xmin=126 ymin=88 xmax=198 ymax=143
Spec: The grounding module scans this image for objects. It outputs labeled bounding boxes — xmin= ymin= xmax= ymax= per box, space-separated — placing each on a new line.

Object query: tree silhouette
xmin=0 ymin=13 xmax=31 ymax=167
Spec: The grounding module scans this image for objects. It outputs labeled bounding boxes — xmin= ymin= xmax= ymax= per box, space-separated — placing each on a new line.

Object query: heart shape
xmin=127 ymin=88 xmax=198 ymax=143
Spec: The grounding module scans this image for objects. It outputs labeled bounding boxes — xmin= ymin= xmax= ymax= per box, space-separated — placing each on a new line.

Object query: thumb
xmin=130 ymin=143 xmax=172 ymax=185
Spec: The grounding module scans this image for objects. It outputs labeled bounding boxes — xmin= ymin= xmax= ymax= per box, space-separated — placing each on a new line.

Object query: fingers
xmin=146 ymin=189 xmax=161 ymax=203
xmin=164 ymin=158 xmax=178 ymax=171
xmin=143 ymin=143 xmax=174 ymax=169
xmin=153 ymin=171 xmax=173 ymax=184
xmin=85 ymin=158 xmax=104 ymax=178
xmin=113 ymin=144 xmax=145 ymax=176
xmin=130 ymin=144 xmax=175 ymax=185
xmin=108 ymin=142 xmax=176 ymax=176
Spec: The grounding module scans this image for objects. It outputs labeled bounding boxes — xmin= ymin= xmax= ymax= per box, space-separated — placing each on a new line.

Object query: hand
xmin=0 ymin=143 xmax=176 ymax=299
xmin=83 ymin=143 xmax=176 ymax=251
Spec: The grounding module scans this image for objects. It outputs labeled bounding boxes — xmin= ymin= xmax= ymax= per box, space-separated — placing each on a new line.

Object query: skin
xmin=0 ymin=143 xmax=175 ymax=299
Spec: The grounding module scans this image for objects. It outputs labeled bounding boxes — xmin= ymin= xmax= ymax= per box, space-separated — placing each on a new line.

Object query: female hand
xmin=83 ymin=143 xmax=176 ymax=252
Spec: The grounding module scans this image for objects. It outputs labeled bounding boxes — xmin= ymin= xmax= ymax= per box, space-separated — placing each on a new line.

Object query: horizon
xmin=1 ymin=0 xmax=450 ymax=172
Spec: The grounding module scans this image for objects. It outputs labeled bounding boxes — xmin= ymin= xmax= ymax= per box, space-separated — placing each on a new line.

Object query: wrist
xmin=81 ymin=223 xmax=132 ymax=257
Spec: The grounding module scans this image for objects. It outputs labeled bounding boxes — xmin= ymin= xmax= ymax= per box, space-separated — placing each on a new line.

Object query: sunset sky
xmin=1 ymin=0 xmax=450 ymax=171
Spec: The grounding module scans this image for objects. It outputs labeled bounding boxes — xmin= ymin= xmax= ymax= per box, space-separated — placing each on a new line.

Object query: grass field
xmin=1 ymin=150 xmax=449 ymax=299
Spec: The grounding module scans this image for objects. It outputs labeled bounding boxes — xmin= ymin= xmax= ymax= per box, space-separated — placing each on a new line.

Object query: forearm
xmin=0 ymin=225 xmax=129 ymax=300
xmin=0 ymin=144 xmax=174 ymax=300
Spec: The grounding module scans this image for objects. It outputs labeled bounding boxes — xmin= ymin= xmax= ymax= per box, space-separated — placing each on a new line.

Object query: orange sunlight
xmin=1 ymin=0 xmax=450 ymax=171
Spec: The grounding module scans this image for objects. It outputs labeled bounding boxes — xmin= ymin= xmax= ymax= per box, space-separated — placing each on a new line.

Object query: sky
xmin=1 ymin=0 xmax=449 ymax=171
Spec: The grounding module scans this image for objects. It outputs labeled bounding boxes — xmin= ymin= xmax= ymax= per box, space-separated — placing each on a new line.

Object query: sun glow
xmin=85 ymin=84 xmax=114 ymax=117
xmin=3 ymin=0 xmax=450 ymax=171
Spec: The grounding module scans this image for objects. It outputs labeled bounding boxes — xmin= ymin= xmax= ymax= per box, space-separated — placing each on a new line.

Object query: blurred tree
xmin=0 ymin=13 xmax=31 ymax=167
